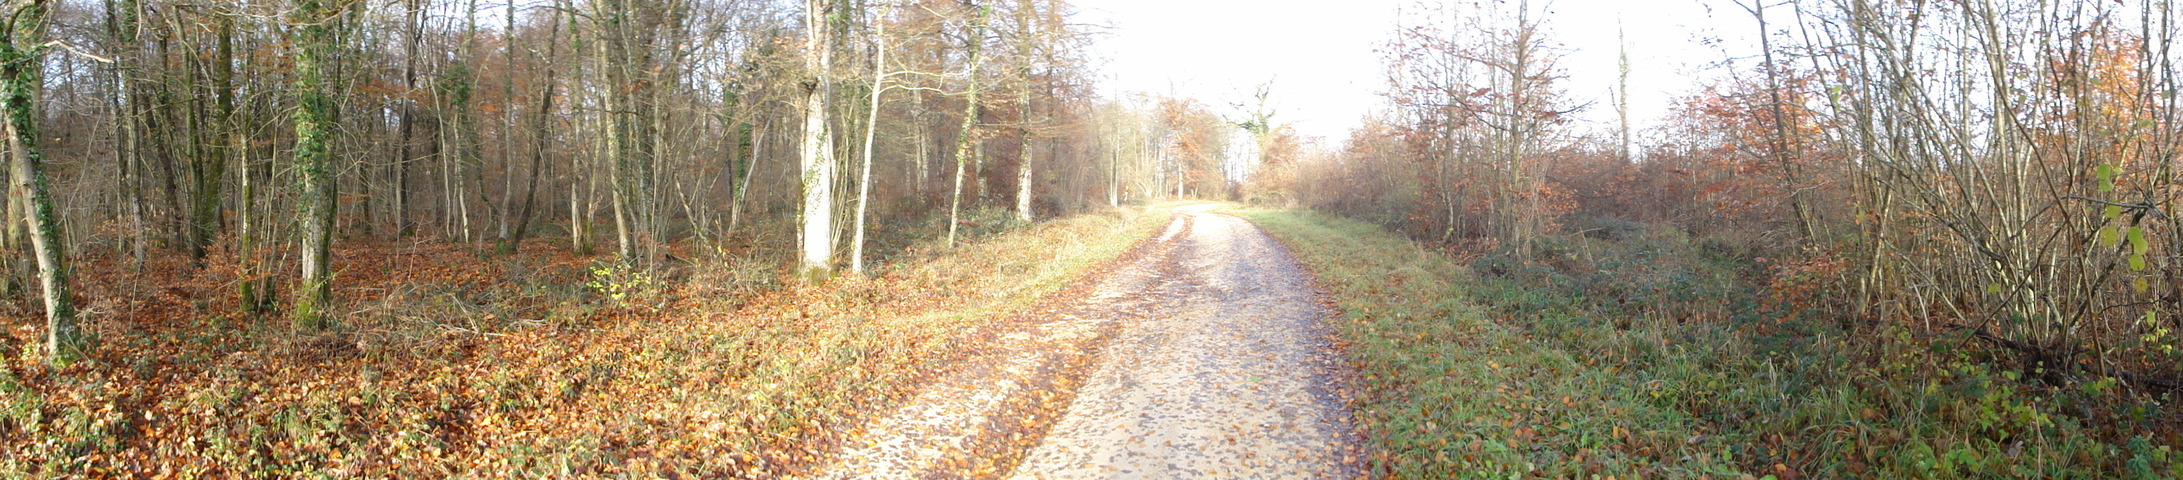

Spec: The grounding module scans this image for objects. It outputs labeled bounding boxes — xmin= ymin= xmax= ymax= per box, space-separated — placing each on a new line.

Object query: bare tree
xmin=2 ymin=0 xmax=80 ymax=362
xmin=850 ymin=1 xmax=893 ymax=276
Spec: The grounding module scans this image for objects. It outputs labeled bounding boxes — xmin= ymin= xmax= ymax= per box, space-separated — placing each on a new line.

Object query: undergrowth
xmin=0 ymin=203 xmax=1173 ymax=478
xmin=1469 ymin=219 xmax=2181 ymax=479
xmin=1243 ymin=207 xmax=2183 ymax=479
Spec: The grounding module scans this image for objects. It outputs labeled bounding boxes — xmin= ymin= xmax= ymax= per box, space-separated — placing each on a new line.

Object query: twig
xmin=2063 ymin=195 xmax=2171 ymax=220
xmin=40 ymin=40 xmax=111 ymax=63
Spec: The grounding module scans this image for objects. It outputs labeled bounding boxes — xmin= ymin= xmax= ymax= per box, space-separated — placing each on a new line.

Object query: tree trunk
xmin=1107 ymin=139 xmax=1118 ymax=207
xmin=914 ymin=94 xmax=929 ymax=197
xmin=851 ymin=4 xmax=889 ymax=276
xmin=107 ymin=0 xmax=146 ymax=271
xmin=510 ymin=0 xmax=563 ymax=246
xmin=493 ymin=0 xmax=518 ymax=251
xmin=729 ymin=122 xmax=764 ymax=232
xmin=2 ymin=0 xmax=78 ymax=363
xmin=947 ymin=2 xmax=987 ymax=248
xmin=394 ymin=0 xmax=421 ymax=239
xmin=1747 ymin=0 xmax=1818 ymax=241
xmin=796 ymin=0 xmax=839 ymax=282
xmin=1012 ymin=0 xmax=1037 ymax=222
xmin=570 ymin=169 xmax=589 ymax=254
xmin=718 ymin=77 xmax=744 ymax=240
xmin=290 ymin=0 xmax=341 ymax=329
xmin=237 ymin=129 xmax=264 ymax=312
xmin=594 ymin=0 xmax=646 ymax=263
xmin=449 ymin=0 xmax=486 ymax=245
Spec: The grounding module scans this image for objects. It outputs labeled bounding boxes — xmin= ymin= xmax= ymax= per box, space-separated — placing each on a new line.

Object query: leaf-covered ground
xmin=0 ymin=205 xmax=1172 ymax=478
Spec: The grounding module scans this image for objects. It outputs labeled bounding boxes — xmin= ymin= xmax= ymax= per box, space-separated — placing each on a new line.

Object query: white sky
xmin=1082 ymin=0 xmax=1761 ymax=142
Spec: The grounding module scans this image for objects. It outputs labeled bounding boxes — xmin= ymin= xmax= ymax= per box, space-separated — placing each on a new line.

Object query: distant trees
xmin=1293 ymin=0 xmax=2183 ymax=398
xmin=1471 ymin=1 xmax=1560 ymax=257
xmin=1622 ymin=69 xmax=1838 ymax=246
xmin=1232 ymin=82 xmax=1304 ymax=205
xmin=1156 ymin=97 xmax=1229 ymax=198
xmin=1347 ymin=0 xmax=1569 ymax=250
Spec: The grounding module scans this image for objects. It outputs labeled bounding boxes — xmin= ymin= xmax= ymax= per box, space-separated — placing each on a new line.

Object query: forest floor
xmin=0 ymin=204 xmax=1175 ymax=478
xmin=807 ymin=204 xmax=1364 ymax=479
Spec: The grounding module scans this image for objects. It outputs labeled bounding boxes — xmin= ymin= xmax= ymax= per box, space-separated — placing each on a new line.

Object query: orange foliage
xmin=1157 ymin=98 xmax=1231 ymax=198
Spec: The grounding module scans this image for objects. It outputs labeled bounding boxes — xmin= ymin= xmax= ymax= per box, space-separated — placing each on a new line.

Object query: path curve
xmin=808 ymin=205 xmax=1361 ymax=479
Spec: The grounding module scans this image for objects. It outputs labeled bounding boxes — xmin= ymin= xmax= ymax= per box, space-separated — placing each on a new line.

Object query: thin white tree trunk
xmin=851 ymin=5 xmax=890 ymax=275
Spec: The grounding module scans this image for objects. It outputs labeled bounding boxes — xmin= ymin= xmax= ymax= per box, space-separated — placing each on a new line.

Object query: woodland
xmin=0 ymin=0 xmax=2180 ymax=477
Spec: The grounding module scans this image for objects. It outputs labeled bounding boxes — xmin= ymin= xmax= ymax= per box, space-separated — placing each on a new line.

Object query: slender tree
xmin=1010 ymin=0 xmax=1038 ymax=221
xmin=850 ymin=1 xmax=891 ymax=275
xmin=1 ymin=0 xmax=79 ymax=363
xmin=509 ymin=0 xmax=562 ymax=246
xmin=105 ymin=0 xmax=145 ymax=272
xmin=946 ymin=1 xmax=986 ymax=247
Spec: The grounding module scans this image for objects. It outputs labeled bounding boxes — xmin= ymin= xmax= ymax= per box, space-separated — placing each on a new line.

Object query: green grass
xmin=1239 ymin=207 xmax=2183 ymax=479
xmin=1241 ymin=208 xmax=1738 ymax=478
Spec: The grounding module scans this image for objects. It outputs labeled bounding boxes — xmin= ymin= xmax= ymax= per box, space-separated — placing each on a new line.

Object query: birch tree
xmin=850 ymin=1 xmax=891 ymax=276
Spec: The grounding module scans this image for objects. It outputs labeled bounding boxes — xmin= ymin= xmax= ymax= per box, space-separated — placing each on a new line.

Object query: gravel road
xmin=809 ymin=205 xmax=1360 ymax=479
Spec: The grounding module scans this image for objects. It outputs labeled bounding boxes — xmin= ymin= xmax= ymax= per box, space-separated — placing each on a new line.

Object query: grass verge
xmin=1241 ymin=207 xmax=1739 ymax=478
xmin=1243 ymin=207 xmax=2183 ymax=479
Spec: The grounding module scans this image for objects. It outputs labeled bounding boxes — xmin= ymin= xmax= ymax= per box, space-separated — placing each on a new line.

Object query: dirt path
xmin=807 ymin=205 xmax=1360 ymax=479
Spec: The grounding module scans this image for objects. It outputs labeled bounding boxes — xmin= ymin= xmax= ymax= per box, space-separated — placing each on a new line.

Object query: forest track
xmin=805 ymin=204 xmax=1362 ymax=479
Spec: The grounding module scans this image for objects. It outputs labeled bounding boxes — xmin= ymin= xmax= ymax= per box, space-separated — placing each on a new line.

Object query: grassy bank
xmin=0 ymin=204 xmax=1174 ymax=478
xmin=1241 ymin=207 xmax=2182 ymax=479
xmin=1242 ymin=208 xmax=1738 ymax=478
